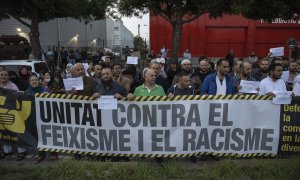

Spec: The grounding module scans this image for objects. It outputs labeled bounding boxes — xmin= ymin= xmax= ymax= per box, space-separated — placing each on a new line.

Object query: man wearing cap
xmin=201 ymin=59 xmax=236 ymax=95
xmin=172 ymin=59 xmax=201 ymax=94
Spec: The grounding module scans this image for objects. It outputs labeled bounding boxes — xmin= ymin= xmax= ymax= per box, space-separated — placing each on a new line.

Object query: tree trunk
xmin=29 ymin=16 xmax=42 ymax=59
xmin=171 ymin=10 xmax=183 ymax=62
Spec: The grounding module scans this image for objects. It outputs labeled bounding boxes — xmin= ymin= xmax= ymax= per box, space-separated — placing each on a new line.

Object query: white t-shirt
xmin=293 ymin=75 xmax=300 ymax=96
xmin=259 ymin=76 xmax=287 ymax=95
xmin=216 ymin=76 xmax=226 ymax=95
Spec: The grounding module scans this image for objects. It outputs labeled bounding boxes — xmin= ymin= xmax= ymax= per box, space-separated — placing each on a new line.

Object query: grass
xmin=1 ymin=157 xmax=300 ymax=179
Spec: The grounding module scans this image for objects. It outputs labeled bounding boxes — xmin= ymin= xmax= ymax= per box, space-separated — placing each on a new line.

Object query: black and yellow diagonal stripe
xmin=37 ymin=148 xmax=276 ymax=158
xmin=34 ymin=93 xmax=272 ymax=101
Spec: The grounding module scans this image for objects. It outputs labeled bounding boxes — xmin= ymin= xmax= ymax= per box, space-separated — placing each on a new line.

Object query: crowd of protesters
xmin=1 ymin=46 xmax=300 ymax=164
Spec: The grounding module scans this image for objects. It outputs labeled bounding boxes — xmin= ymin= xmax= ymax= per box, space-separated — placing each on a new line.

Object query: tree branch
xmin=5 ymin=11 xmax=31 ymax=29
xmin=182 ymin=12 xmax=204 ymax=24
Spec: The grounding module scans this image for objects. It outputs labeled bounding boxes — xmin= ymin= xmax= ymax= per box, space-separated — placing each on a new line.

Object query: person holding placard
xmin=293 ymin=75 xmax=300 ymax=96
xmin=281 ymin=60 xmax=299 ymax=91
xmin=235 ymin=61 xmax=258 ymax=94
xmin=68 ymin=63 xmax=99 ymax=97
xmin=95 ymin=67 xmax=128 ymax=99
xmin=259 ymin=63 xmax=287 ymax=96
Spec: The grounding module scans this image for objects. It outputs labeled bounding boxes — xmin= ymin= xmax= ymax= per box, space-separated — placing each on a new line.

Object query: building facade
xmin=150 ymin=13 xmax=300 ymax=58
xmin=0 ymin=16 xmax=133 ymax=51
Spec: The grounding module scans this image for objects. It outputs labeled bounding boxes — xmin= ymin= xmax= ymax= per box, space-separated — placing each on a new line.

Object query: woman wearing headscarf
xmin=18 ymin=66 xmax=30 ymax=91
xmin=25 ymin=74 xmax=58 ymax=163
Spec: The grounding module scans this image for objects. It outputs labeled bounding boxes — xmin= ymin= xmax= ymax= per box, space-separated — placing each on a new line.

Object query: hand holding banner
xmin=272 ymin=91 xmax=292 ymax=104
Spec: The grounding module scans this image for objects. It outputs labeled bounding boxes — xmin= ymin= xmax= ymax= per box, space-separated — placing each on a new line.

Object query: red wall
xmin=150 ymin=14 xmax=300 ymax=58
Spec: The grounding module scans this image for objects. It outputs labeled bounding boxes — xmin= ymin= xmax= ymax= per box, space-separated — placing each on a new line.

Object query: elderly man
xmin=201 ymin=59 xmax=236 ymax=95
xmin=128 ymin=69 xmax=165 ymax=98
xmin=149 ymin=60 xmax=169 ymax=93
xmin=69 ymin=63 xmax=99 ymax=98
xmin=127 ymin=68 xmax=165 ymax=164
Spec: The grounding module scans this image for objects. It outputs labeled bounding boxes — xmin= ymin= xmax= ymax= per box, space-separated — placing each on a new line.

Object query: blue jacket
xmin=200 ymin=73 xmax=236 ymax=95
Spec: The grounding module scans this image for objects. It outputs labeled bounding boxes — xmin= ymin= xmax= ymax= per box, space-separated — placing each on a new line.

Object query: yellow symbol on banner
xmin=0 ymin=96 xmax=31 ymax=133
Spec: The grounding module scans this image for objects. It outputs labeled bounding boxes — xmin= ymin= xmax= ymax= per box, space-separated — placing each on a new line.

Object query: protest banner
xmin=1 ymin=90 xmax=300 ymax=158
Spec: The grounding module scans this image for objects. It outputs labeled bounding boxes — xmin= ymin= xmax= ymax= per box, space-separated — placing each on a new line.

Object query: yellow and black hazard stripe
xmin=34 ymin=93 xmax=273 ymax=101
xmin=35 ymin=93 xmax=97 ymax=101
xmin=37 ymin=148 xmax=276 ymax=158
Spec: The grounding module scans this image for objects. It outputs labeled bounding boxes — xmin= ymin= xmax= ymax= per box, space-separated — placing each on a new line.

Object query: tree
xmin=133 ymin=36 xmax=147 ymax=51
xmin=117 ymin=0 xmax=300 ymax=61
xmin=238 ymin=0 xmax=300 ymax=21
xmin=117 ymin=0 xmax=240 ymax=61
xmin=0 ymin=0 xmax=113 ymax=59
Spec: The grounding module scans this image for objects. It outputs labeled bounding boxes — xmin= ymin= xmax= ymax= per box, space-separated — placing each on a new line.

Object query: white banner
xmin=35 ymin=98 xmax=280 ymax=155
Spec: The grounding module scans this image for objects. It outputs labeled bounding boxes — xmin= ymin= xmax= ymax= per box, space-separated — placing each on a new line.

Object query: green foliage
xmin=238 ymin=0 xmax=300 ymax=21
xmin=1 ymin=158 xmax=300 ymax=179
xmin=133 ymin=36 xmax=146 ymax=51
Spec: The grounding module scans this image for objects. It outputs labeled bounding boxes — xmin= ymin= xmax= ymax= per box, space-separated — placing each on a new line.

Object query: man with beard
xmin=95 ymin=67 xmax=127 ymax=99
xmin=235 ymin=61 xmax=257 ymax=93
xmin=112 ymin=63 xmax=131 ymax=93
xmin=259 ymin=63 xmax=287 ymax=96
xmin=252 ymin=58 xmax=269 ymax=81
xmin=281 ymin=60 xmax=299 ymax=91
xmin=172 ymin=59 xmax=201 ymax=94
xmin=201 ymin=59 xmax=236 ymax=95
xmin=194 ymin=56 xmax=212 ymax=83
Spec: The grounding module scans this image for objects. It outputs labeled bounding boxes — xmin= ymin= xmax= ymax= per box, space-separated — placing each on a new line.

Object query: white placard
xmin=98 ymin=95 xmax=117 ymax=109
xmin=239 ymin=80 xmax=259 ymax=93
xmin=82 ymin=63 xmax=89 ymax=72
xmin=126 ymin=56 xmax=138 ymax=65
xmin=63 ymin=77 xmax=83 ymax=91
xmin=270 ymin=47 xmax=284 ymax=57
xmin=272 ymin=91 xmax=292 ymax=104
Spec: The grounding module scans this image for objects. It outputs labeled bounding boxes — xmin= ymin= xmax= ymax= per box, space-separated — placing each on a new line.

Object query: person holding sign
xmin=94 ymin=67 xmax=128 ymax=99
xmin=235 ymin=61 xmax=259 ymax=94
xmin=68 ymin=63 xmax=99 ymax=98
xmin=293 ymin=75 xmax=300 ymax=96
xmin=259 ymin=63 xmax=287 ymax=96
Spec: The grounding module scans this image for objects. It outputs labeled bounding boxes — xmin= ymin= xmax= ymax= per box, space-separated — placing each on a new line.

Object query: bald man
xmin=127 ymin=69 xmax=165 ymax=99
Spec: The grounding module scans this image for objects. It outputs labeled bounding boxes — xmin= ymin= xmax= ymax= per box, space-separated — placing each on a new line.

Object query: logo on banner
xmin=0 ymin=96 xmax=31 ymax=133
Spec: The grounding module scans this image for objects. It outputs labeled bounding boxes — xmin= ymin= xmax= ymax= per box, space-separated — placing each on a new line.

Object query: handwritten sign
xmin=98 ymin=96 xmax=117 ymax=109
xmin=270 ymin=47 xmax=284 ymax=57
xmin=127 ymin=56 xmax=138 ymax=65
xmin=272 ymin=91 xmax=292 ymax=104
xmin=63 ymin=77 xmax=83 ymax=91
xmin=239 ymin=80 xmax=259 ymax=93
